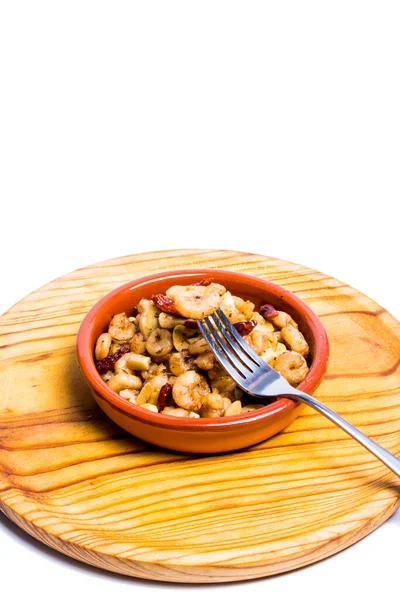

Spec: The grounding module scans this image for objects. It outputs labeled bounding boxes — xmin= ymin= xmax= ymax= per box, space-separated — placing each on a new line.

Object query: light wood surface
xmin=1 ymin=249 xmax=399 ymax=583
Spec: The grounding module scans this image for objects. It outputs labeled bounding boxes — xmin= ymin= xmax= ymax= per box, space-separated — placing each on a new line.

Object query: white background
xmin=0 ymin=2 xmax=399 ymax=599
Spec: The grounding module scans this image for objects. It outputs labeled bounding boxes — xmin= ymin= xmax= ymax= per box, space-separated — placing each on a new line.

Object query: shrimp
xmin=169 ymin=351 xmax=194 ymax=376
xmin=245 ymin=324 xmax=276 ymax=355
xmin=261 ymin=341 xmax=287 ymax=366
xmin=200 ymin=392 xmax=226 ymax=418
xmin=107 ymin=372 xmax=143 ymax=392
xmin=166 ymin=285 xmax=221 ymax=319
xmin=251 ymin=311 xmax=272 ymax=326
xmin=194 ymin=351 xmax=215 ymax=370
xmin=208 ymin=365 xmax=237 ymax=393
xmin=95 ymin=333 xmax=112 ymax=360
xmin=266 ymin=310 xmax=298 ymax=329
xmin=207 ymin=283 xmax=226 ymax=296
xmin=219 ymin=291 xmax=241 ymax=323
xmin=172 ymin=370 xmax=209 ymax=411
xmin=281 ymin=324 xmax=309 ymax=357
xmin=145 ymin=328 xmax=173 ymax=358
xmin=232 ymin=296 xmax=255 ymax=320
xmin=274 ymin=351 xmax=309 ymax=385
xmin=130 ymin=332 xmax=146 ymax=355
xmin=108 ymin=313 xmax=136 ymax=342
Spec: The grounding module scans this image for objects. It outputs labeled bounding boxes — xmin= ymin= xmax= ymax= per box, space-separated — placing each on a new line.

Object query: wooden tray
xmin=1 ymin=249 xmax=399 ymax=583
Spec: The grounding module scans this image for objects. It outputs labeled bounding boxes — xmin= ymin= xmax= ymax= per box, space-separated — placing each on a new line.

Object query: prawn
xmin=281 ymin=324 xmax=309 ymax=357
xmin=172 ymin=370 xmax=210 ymax=411
xmin=200 ymin=392 xmax=226 ymax=418
xmin=166 ymin=285 xmax=221 ymax=319
xmin=108 ymin=313 xmax=136 ymax=342
xmin=274 ymin=351 xmax=309 ymax=385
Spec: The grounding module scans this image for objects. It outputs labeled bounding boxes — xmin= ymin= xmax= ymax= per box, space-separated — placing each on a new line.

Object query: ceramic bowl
xmin=76 ymin=269 xmax=329 ymax=453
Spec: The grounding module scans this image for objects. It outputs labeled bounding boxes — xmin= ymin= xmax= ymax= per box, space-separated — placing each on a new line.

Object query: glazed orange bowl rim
xmin=76 ymin=269 xmax=329 ymax=431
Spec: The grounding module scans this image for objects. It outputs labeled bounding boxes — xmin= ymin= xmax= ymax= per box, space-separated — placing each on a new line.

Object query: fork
xmin=199 ymin=308 xmax=400 ymax=477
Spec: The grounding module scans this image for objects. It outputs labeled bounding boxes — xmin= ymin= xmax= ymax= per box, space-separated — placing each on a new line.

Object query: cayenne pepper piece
xmin=184 ymin=319 xmax=199 ymax=330
xmin=193 ymin=277 xmax=214 ymax=286
xmin=233 ymin=319 xmax=257 ymax=336
xmin=95 ymin=345 xmax=130 ymax=374
xmin=152 ymin=294 xmax=181 ymax=316
xmin=259 ymin=304 xmax=279 ymax=319
xmin=158 ymin=383 xmax=172 ymax=411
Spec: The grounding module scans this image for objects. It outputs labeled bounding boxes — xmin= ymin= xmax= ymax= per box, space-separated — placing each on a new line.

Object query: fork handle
xmin=286 ymin=390 xmax=400 ymax=478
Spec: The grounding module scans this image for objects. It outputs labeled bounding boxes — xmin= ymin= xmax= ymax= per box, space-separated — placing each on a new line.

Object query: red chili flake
xmin=259 ymin=304 xmax=279 ymax=319
xmin=152 ymin=294 xmax=181 ymax=315
xmin=95 ymin=345 xmax=130 ymax=374
xmin=193 ymin=277 xmax=214 ymax=286
xmin=184 ymin=319 xmax=199 ymax=330
xmin=158 ymin=383 xmax=172 ymax=411
xmin=233 ymin=319 xmax=257 ymax=336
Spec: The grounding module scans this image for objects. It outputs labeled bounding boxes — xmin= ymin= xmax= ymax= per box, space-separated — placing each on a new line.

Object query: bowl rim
xmin=76 ymin=268 xmax=329 ymax=430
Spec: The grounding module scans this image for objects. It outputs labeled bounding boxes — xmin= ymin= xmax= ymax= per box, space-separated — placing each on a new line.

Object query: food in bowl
xmin=77 ymin=268 xmax=329 ymax=453
xmin=94 ymin=278 xmax=310 ymax=419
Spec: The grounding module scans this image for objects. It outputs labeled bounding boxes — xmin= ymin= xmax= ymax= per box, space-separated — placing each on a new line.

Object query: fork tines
xmin=198 ymin=308 xmax=264 ymax=384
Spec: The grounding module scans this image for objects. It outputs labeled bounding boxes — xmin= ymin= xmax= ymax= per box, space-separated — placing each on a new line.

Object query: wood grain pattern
xmin=0 ymin=249 xmax=400 ymax=583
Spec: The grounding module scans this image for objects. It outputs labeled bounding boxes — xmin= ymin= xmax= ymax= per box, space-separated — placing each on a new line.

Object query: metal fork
xmin=199 ymin=308 xmax=400 ymax=477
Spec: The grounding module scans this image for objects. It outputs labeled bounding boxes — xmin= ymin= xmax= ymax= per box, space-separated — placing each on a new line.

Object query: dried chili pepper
xmin=152 ymin=294 xmax=181 ymax=315
xmin=259 ymin=304 xmax=279 ymax=319
xmin=95 ymin=345 xmax=130 ymax=374
xmin=233 ymin=319 xmax=257 ymax=336
xmin=193 ymin=277 xmax=214 ymax=286
xmin=184 ymin=319 xmax=199 ymax=330
xmin=158 ymin=383 xmax=172 ymax=411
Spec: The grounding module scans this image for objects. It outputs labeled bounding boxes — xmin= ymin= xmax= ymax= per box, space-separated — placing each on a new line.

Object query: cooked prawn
xmin=200 ymin=392 xmax=226 ymax=418
xmin=247 ymin=323 xmax=276 ymax=355
xmin=130 ymin=332 xmax=147 ymax=355
xmin=275 ymin=351 xmax=309 ymax=385
xmin=208 ymin=365 xmax=237 ymax=393
xmin=108 ymin=313 xmax=136 ymax=342
xmin=194 ymin=351 xmax=215 ymax=370
xmin=169 ymin=351 xmax=194 ymax=376
xmin=107 ymin=372 xmax=143 ymax=392
xmin=268 ymin=310 xmax=298 ymax=329
xmin=172 ymin=370 xmax=209 ymax=411
xmin=95 ymin=333 xmax=112 ymax=360
xmin=281 ymin=324 xmax=309 ymax=357
xmin=166 ymin=285 xmax=221 ymax=319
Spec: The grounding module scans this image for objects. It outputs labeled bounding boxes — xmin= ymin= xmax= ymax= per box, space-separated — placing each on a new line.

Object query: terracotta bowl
xmin=76 ymin=269 xmax=329 ymax=453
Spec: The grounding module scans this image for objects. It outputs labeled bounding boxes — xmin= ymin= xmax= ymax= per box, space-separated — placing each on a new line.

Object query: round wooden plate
xmin=1 ymin=249 xmax=399 ymax=583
